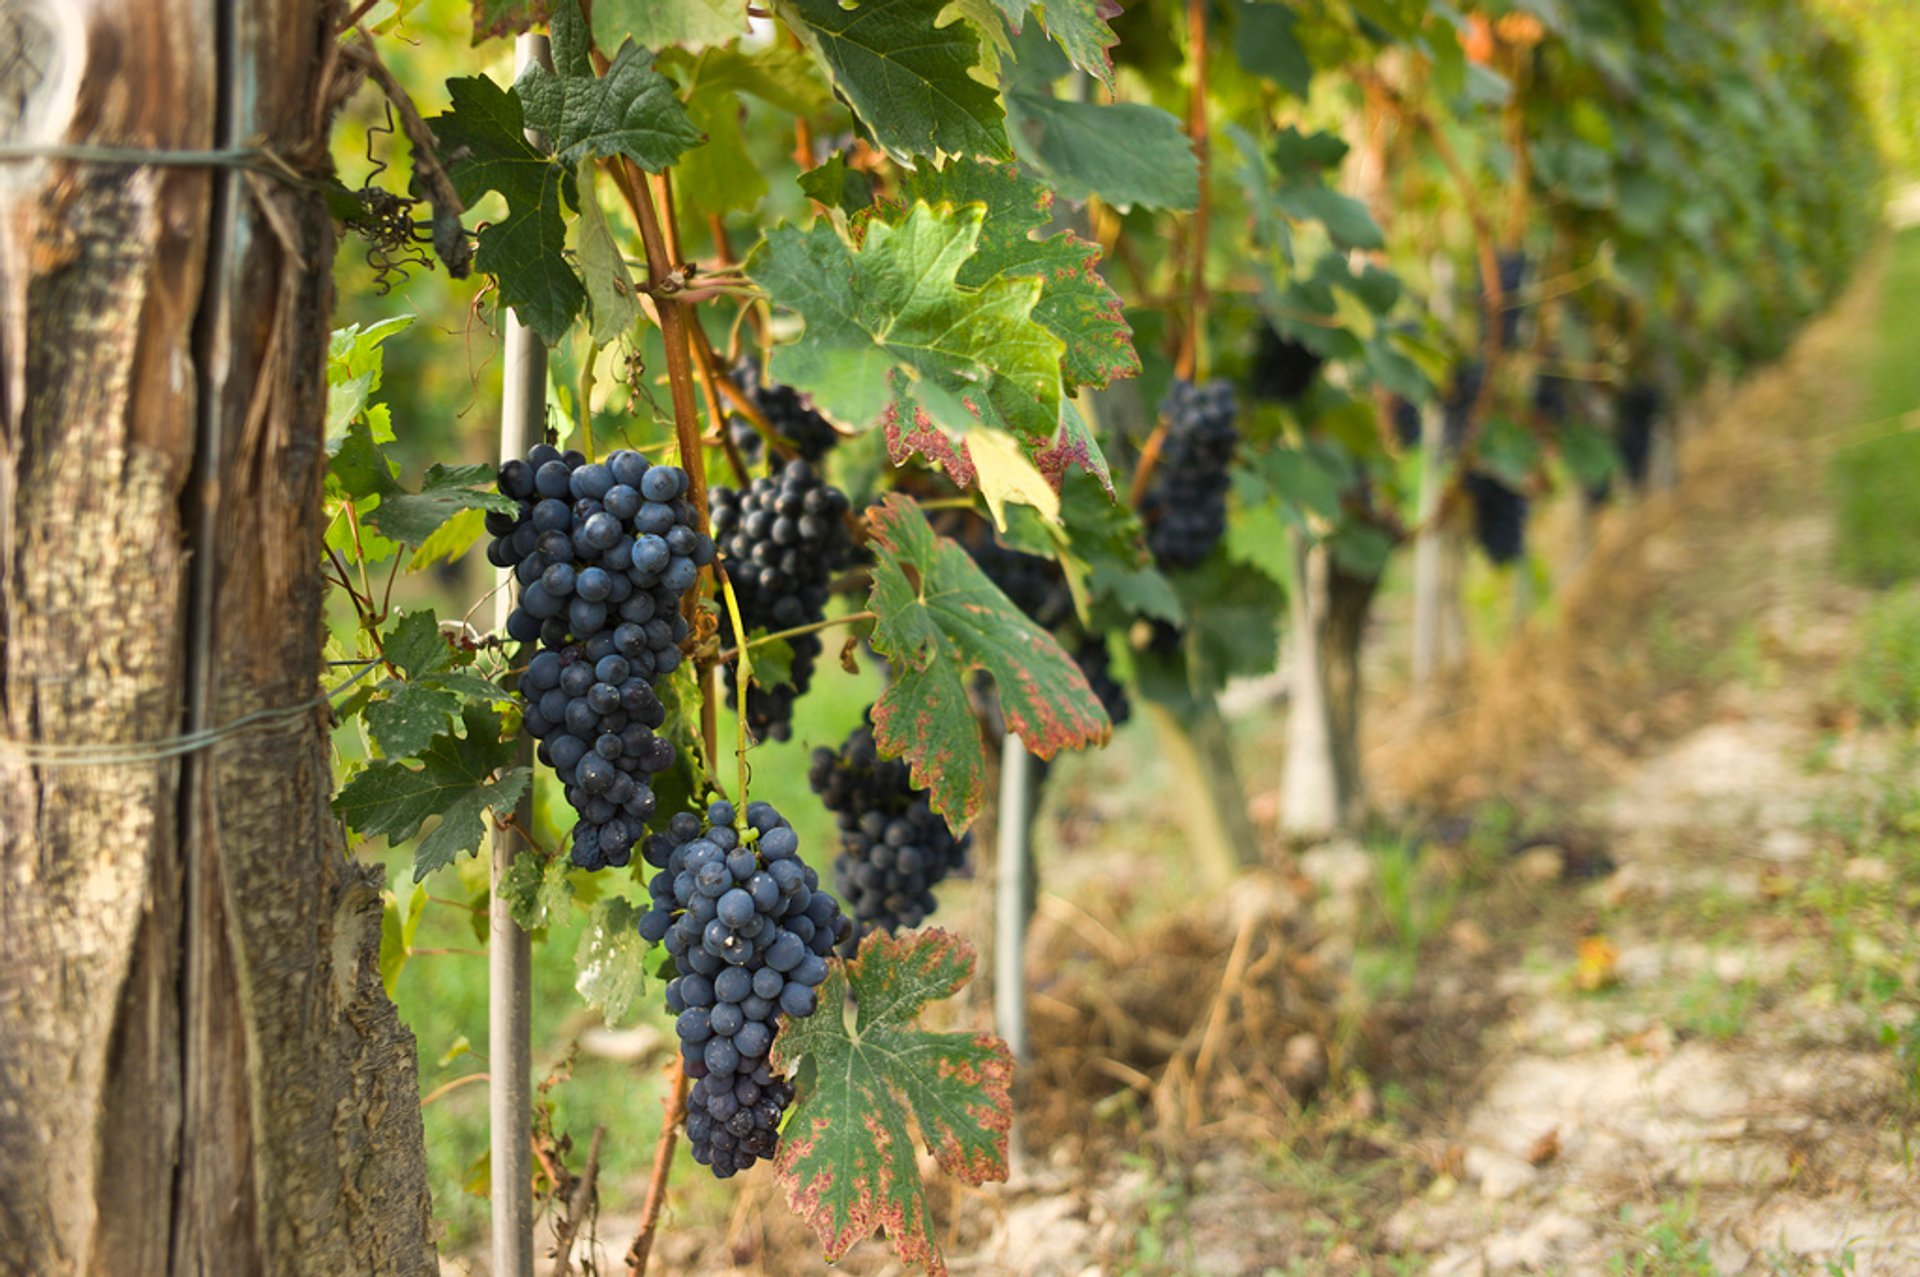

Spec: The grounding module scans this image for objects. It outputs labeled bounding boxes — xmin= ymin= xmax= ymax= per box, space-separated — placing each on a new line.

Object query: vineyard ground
xmin=437 ymin=230 xmax=1920 ymax=1275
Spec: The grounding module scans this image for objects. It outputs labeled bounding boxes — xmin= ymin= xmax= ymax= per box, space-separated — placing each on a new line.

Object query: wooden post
xmin=0 ymin=1 xmax=436 ymax=1271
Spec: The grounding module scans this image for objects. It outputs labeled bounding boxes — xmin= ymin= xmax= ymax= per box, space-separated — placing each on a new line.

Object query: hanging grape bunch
xmin=490 ymin=443 xmax=713 ymax=870
xmin=708 ymin=459 xmax=853 ymax=742
xmin=809 ymin=720 xmax=971 ymax=945
xmin=1140 ymin=378 xmax=1240 ymax=571
xmin=1616 ymin=382 xmax=1661 ymax=489
xmin=636 ymin=800 xmax=850 ymax=1179
xmin=726 ymin=360 xmax=842 ymax=465
xmin=1250 ymin=324 xmax=1325 ymax=403
xmin=1464 ymin=470 xmax=1528 ymax=565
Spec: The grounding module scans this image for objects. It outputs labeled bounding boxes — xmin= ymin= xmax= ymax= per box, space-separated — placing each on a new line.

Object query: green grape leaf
xmin=368 ymin=463 xmax=521 ymax=547
xmin=892 ymin=160 xmax=1137 ymax=392
xmin=986 ymin=0 xmax=1117 ymax=88
xmin=798 ymin=155 xmax=876 ymax=215
xmin=1006 ymin=93 xmax=1197 ymax=211
xmin=432 ymin=74 xmax=584 ymax=342
xmin=749 ymin=203 xmax=1084 ymax=492
xmin=410 ymin=506 xmax=490 ymax=570
xmin=386 ymin=610 xmax=455 ymax=679
xmin=663 ymin=44 xmax=828 ymax=215
xmin=516 ymin=0 xmax=705 ymax=171
xmin=333 ymin=705 xmax=530 ymax=880
xmin=471 ymin=0 xmax=546 ymax=42
xmin=329 ymin=418 xmax=403 ymax=500
xmin=1137 ymin=548 xmax=1286 ymax=697
xmin=366 ymin=681 xmax=465 ymax=759
xmin=776 ymin=0 xmax=1010 ymax=162
xmin=864 ymin=494 xmax=1109 ymax=829
xmin=1233 ymin=0 xmax=1310 ymax=98
xmin=378 ymin=881 xmax=428 ymax=996
xmin=499 ymin=851 xmax=573 ymax=931
xmin=569 ymin=159 xmax=643 ymax=347
xmin=773 ymin=929 xmax=1013 ymax=1276
xmin=590 ymin=0 xmax=743 ymax=51
xmin=326 ymin=318 xmax=412 ymax=445
xmin=575 ymin=897 xmax=648 ymax=1025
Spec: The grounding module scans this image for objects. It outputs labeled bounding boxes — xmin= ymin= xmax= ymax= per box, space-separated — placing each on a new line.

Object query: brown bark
xmin=1321 ymin=560 xmax=1380 ymax=829
xmin=0 ymin=1 xmax=436 ymax=1274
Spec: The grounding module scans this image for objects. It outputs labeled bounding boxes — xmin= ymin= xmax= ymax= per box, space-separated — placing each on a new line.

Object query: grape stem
xmin=621 ymin=1058 xmax=688 ymax=1277
xmin=715 ymin=565 xmax=754 ymax=817
xmin=713 ymin=609 xmax=877 ymax=667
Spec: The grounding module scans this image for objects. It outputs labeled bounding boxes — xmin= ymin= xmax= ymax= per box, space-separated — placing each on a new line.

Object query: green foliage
xmin=1842 ymin=586 xmax=1920 ymax=727
xmin=335 ymin=704 xmax=530 ymax=881
xmin=777 ymin=0 xmax=1010 ymax=161
xmin=773 ymin=929 xmax=1013 ymax=1274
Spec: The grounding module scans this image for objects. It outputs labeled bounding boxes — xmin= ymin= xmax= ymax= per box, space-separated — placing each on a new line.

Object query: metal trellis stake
xmin=489 ymin=32 xmax=549 ymax=1277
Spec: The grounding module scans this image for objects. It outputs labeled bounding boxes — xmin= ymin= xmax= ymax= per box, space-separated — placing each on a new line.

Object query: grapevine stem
xmin=690 ymin=321 xmax=794 ymax=463
xmin=1129 ymin=419 xmax=1172 ymax=509
xmin=716 ymin=565 xmax=754 ymax=811
xmin=342 ymin=500 xmax=378 ymax=616
xmin=713 ymin=609 xmax=876 ymax=666
xmin=1176 ymin=0 xmax=1211 ymax=382
xmin=621 ymin=1058 xmax=688 ymax=1277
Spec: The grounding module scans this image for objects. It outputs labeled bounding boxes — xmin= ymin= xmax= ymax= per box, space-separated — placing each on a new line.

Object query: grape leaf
xmin=378 ymin=881 xmax=429 ymax=996
xmin=432 ymin=75 xmax=584 ymax=342
xmin=368 ymin=463 xmax=521 ymax=546
xmin=797 ymin=155 xmax=876 ymax=215
xmin=589 ymin=0 xmax=743 ymax=52
xmin=890 ymin=160 xmax=1137 ymax=392
xmin=1233 ymin=0 xmax=1311 ymax=98
xmin=333 ymin=705 xmax=530 ymax=880
xmin=410 ymin=506 xmax=489 ymax=569
xmin=1006 ymin=93 xmax=1197 ymax=211
xmin=515 ymin=0 xmax=705 ymax=172
xmin=986 ymin=0 xmax=1117 ymax=88
xmin=366 ymin=682 xmax=465 ymax=759
xmin=863 ymin=494 xmax=1109 ymax=829
xmin=499 ymin=850 xmax=573 ymax=930
xmin=776 ymin=0 xmax=1010 ymax=162
xmin=471 ymin=0 xmax=545 ymax=42
xmin=773 ymin=929 xmax=1013 ymax=1276
xmin=329 ymin=418 xmax=402 ymax=501
xmin=749 ymin=203 xmax=1078 ymax=493
xmin=569 ymin=159 xmax=642 ymax=347
xmin=575 ymin=897 xmax=648 ymax=1025
xmin=662 ymin=44 xmax=828 ymax=216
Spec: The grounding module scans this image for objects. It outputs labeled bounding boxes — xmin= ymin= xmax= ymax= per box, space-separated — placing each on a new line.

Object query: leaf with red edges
xmin=773 ymin=929 xmax=1013 ymax=1276
xmin=864 ymin=493 xmax=1109 ymax=829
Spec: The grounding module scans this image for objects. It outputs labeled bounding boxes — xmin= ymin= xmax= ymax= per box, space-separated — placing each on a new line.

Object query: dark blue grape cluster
xmin=1251 ymin=325 xmax=1324 ymax=403
xmin=809 ymin=721 xmax=970 ymax=944
xmin=490 ymin=444 xmax=714 ymax=869
xmin=1616 ymin=382 xmax=1660 ymax=489
xmin=727 ymin=360 xmax=841 ymax=465
xmin=638 ymin=800 xmax=850 ymax=1178
xmin=709 ymin=459 xmax=853 ymax=742
xmin=1072 ymin=634 xmax=1131 ymax=729
xmin=1141 ymin=378 xmax=1239 ymax=571
xmin=1464 ymin=470 xmax=1528 ymax=565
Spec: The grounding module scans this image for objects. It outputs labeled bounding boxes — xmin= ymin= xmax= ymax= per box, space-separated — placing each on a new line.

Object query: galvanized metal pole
xmin=489 ymin=32 xmax=549 ymax=1277
xmin=994 ymin=732 xmax=1032 ymax=1067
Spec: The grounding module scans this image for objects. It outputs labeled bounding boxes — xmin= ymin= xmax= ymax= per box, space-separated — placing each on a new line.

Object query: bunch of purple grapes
xmin=491 ymin=444 xmax=713 ymax=869
xmin=637 ymin=800 xmax=850 ymax=1178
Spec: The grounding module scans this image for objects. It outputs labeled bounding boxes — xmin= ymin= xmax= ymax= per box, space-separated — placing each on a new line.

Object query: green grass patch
xmin=1833 ymin=226 xmax=1920 ymax=585
xmin=1840 ymin=584 xmax=1920 ymax=726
